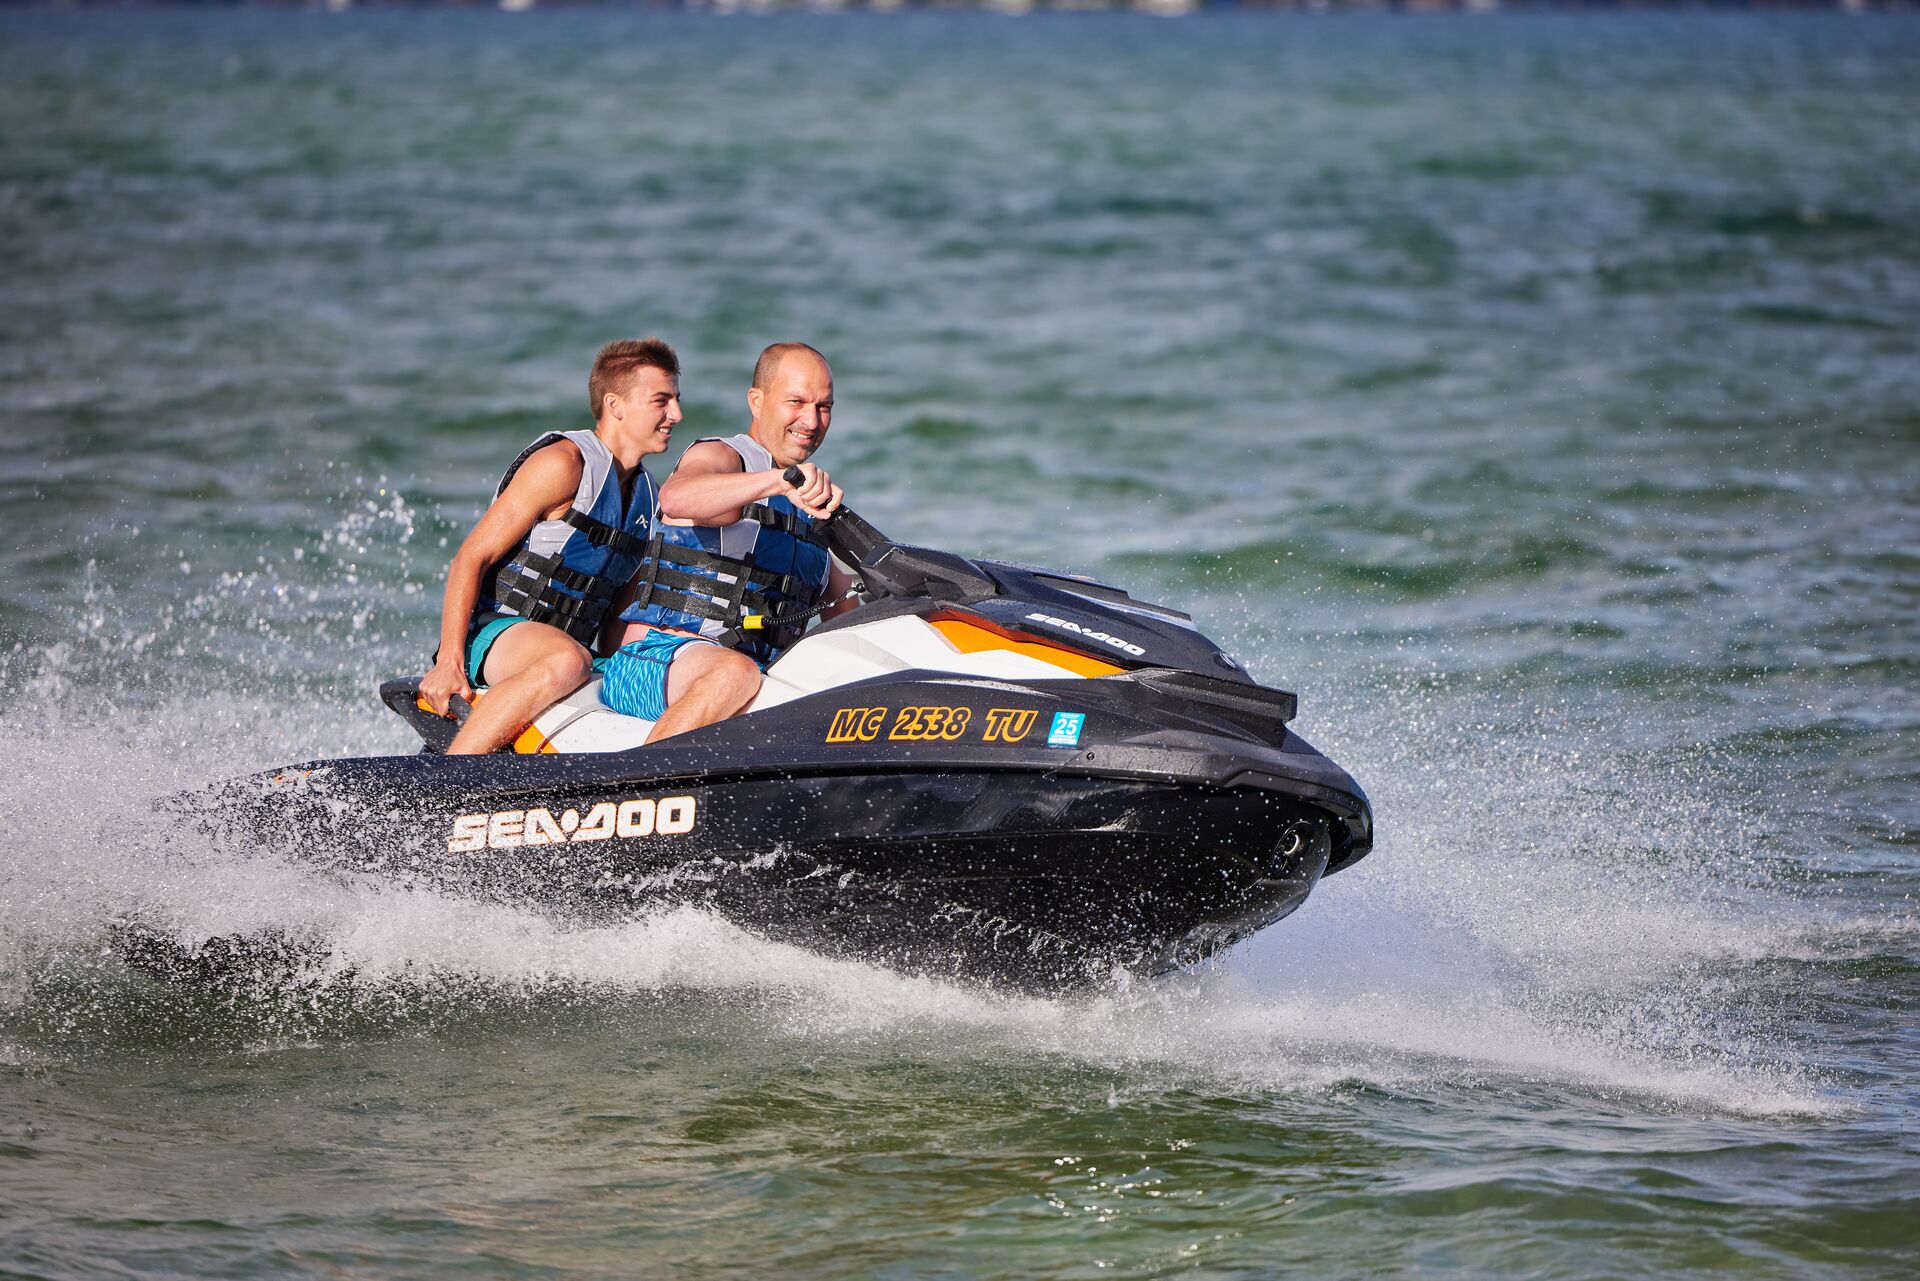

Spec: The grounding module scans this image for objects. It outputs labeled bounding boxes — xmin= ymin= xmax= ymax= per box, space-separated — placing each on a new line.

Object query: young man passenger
xmin=599 ymin=342 xmax=859 ymax=740
xmin=418 ymin=338 xmax=682 ymax=755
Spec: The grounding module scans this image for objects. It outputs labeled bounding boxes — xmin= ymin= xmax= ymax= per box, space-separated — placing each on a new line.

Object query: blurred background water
xmin=1 ymin=10 xmax=1916 ymax=1279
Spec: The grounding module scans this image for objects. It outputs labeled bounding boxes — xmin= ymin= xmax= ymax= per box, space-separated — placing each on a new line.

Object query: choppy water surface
xmin=2 ymin=11 xmax=1917 ymax=1278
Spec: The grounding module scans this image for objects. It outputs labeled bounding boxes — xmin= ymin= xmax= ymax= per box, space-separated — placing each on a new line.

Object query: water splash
xmin=0 ymin=473 xmax=1854 ymax=1118
xmin=0 ymin=657 xmax=1845 ymax=1119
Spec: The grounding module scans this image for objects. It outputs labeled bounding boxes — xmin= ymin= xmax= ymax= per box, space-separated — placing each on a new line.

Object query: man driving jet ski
xmin=599 ymin=342 xmax=860 ymax=739
xmin=417 ymin=338 xmax=686 ymax=754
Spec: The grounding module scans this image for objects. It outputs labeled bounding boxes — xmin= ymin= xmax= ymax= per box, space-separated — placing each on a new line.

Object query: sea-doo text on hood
xmin=1023 ymin=611 xmax=1148 ymax=657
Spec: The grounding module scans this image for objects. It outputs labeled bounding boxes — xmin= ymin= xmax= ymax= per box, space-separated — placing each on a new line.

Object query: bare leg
xmin=447 ymin=622 xmax=592 ymax=755
xmin=643 ymin=644 xmax=762 ymax=744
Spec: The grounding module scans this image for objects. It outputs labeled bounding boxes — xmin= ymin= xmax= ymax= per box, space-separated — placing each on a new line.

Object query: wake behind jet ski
xmin=122 ymin=499 xmax=1373 ymax=991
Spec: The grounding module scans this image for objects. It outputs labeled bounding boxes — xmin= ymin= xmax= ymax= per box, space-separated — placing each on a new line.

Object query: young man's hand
xmin=420 ymin=657 xmax=475 ymax=719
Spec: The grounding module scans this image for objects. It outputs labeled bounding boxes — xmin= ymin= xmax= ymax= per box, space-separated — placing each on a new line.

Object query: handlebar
xmin=777 ymin=463 xmax=991 ymax=606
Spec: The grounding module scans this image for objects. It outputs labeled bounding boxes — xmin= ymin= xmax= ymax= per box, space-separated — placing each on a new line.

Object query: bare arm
xmin=419 ymin=442 xmax=584 ymax=715
xmin=660 ymin=441 xmax=843 ymax=525
xmin=820 ymin=560 xmax=861 ymax=622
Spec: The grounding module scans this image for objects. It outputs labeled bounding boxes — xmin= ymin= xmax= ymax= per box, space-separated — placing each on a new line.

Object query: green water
xmin=1 ymin=11 xmax=1916 ymax=1279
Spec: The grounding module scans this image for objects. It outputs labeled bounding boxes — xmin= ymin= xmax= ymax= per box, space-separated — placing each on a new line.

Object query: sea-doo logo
xmin=448 ymin=796 xmax=697 ymax=853
xmin=1024 ymin=612 xmax=1146 ymax=657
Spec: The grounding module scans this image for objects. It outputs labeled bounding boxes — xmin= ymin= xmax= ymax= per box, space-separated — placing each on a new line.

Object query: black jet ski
xmin=122 ymin=499 xmax=1372 ymax=991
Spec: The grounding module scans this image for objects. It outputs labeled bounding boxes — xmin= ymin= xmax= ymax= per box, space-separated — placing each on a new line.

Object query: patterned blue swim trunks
xmin=600 ymin=630 xmax=718 ymax=722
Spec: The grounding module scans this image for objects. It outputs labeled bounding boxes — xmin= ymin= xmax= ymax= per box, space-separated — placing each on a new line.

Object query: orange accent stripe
xmin=931 ymin=618 xmax=1126 ymax=678
xmin=511 ymin=723 xmax=556 ymax=755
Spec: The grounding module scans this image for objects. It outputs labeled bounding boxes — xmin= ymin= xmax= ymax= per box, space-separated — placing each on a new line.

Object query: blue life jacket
xmin=481 ymin=429 xmax=657 ymax=648
xmin=619 ymin=433 xmax=832 ymax=667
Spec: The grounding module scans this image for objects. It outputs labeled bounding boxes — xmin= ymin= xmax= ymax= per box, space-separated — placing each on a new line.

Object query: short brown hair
xmin=589 ymin=338 xmax=680 ymax=417
xmin=751 ymin=341 xmax=826 ymax=390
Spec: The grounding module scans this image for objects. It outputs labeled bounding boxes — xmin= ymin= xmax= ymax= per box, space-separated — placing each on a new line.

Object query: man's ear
xmin=746 ymin=385 xmax=764 ymax=419
xmin=601 ymin=390 xmax=621 ymax=424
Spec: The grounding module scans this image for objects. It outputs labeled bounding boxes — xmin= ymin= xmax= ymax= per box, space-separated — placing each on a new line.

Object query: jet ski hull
xmin=139 ymin=667 xmax=1369 ymax=989
xmin=145 ymin=765 xmax=1340 ymax=989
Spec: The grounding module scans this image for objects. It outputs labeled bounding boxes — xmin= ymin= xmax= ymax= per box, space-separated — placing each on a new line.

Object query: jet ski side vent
xmin=1121 ymin=668 xmax=1298 ymax=743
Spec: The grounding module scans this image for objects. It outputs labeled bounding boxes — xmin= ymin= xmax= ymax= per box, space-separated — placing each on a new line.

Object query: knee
xmin=534 ymin=645 xmax=593 ymax=696
xmin=714 ymin=650 xmax=762 ymax=707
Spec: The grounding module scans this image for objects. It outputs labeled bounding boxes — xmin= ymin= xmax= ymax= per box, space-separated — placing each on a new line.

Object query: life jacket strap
xmin=500 ymin=549 xmax=630 ymax=603
xmin=627 ymin=538 xmax=819 ymax=648
xmin=741 ymin=502 xmax=829 ymax=546
xmin=641 ymin=539 xmax=800 ymax=592
xmin=629 ymin=583 xmax=753 ymax=630
xmin=489 ymin=566 xmax=611 ymax=646
xmin=561 ymin=508 xmax=654 ymax=560
xmin=630 ymin=560 xmax=758 ymax=623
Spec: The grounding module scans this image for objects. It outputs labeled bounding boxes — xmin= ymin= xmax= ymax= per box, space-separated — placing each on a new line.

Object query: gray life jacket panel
xmin=480 ymin=429 xmax=658 ymax=647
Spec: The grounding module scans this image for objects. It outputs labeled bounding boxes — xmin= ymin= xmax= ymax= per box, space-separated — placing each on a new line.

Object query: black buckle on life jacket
xmin=562 ymin=508 xmax=653 ymax=560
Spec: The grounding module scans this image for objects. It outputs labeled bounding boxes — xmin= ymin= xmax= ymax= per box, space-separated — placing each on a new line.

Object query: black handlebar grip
xmin=783 ymin=463 xmax=840 ymax=527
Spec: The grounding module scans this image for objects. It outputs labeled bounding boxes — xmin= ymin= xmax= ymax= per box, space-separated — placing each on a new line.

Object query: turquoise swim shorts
xmin=600 ymin=630 xmax=719 ymax=722
xmin=463 ymin=611 xmax=532 ymax=686
xmin=462 ymin=611 xmax=620 ymax=688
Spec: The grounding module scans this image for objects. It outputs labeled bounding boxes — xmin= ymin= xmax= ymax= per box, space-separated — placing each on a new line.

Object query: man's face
xmin=747 ymin=352 xmax=834 ymax=467
xmin=615 ymin=367 xmax=683 ymax=454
